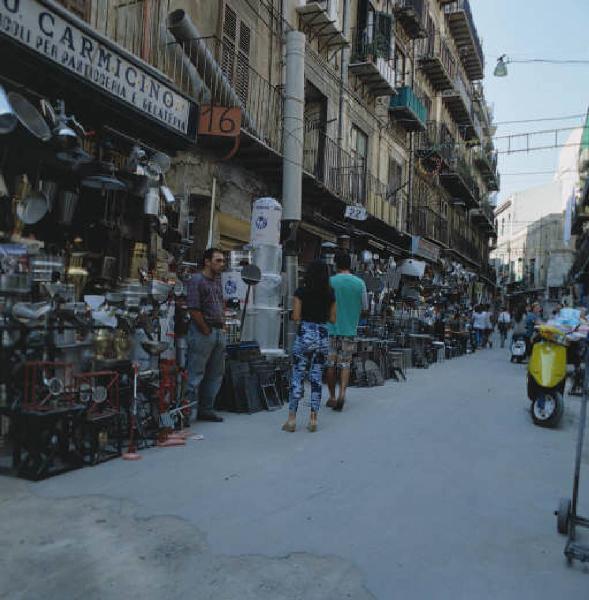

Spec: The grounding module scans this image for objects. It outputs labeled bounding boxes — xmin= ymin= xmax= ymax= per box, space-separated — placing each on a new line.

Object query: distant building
xmin=492 ymin=128 xmax=582 ymax=305
xmin=569 ymin=110 xmax=589 ymax=304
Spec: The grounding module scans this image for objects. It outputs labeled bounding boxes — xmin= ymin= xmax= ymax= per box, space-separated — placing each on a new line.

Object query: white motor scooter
xmin=510 ymin=333 xmax=527 ymax=363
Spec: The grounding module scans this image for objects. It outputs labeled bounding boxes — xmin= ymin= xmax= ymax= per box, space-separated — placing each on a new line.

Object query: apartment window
xmin=387 ymin=159 xmax=403 ymax=204
xmin=350 ymin=125 xmax=368 ymax=203
xmin=394 ymin=45 xmax=406 ymax=87
xmin=221 ymin=4 xmax=252 ymax=105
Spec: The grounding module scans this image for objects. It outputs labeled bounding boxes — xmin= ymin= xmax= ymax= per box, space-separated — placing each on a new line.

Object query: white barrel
xmin=253 ymin=244 xmax=282 ymax=274
xmin=221 ymin=271 xmax=248 ymax=302
xmin=254 ymin=273 xmax=283 ymax=308
xmin=250 ymin=197 xmax=282 ymax=247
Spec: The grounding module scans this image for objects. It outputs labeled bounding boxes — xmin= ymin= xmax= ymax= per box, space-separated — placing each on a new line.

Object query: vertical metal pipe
xmin=281 ymin=30 xmax=305 ymax=222
xmin=337 ymin=0 xmax=350 ymax=151
xmin=281 ymin=30 xmax=305 ymax=352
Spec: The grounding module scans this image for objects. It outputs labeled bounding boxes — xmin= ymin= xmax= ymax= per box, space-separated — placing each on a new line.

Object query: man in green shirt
xmin=326 ymin=252 xmax=368 ymax=411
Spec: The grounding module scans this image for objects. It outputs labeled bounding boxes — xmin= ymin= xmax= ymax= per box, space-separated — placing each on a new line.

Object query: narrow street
xmin=1 ymin=343 xmax=588 ymax=599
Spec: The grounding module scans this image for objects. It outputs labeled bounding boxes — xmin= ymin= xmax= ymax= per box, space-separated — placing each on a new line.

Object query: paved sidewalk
xmin=1 ymin=344 xmax=588 ymax=599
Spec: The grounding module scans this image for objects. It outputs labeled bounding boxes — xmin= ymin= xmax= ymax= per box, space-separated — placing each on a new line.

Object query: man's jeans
xmin=187 ymin=324 xmax=226 ymax=417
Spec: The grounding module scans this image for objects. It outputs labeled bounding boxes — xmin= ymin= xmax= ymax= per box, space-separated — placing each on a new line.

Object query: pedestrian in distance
xmin=185 ymin=248 xmax=227 ymax=424
xmin=472 ymin=305 xmax=487 ymax=349
xmin=497 ymin=307 xmax=512 ymax=348
xmin=282 ymin=260 xmax=336 ymax=433
xmin=326 ymin=252 xmax=368 ymax=412
xmin=484 ymin=304 xmax=494 ymax=348
xmin=524 ymin=302 xmax=542 ymax=357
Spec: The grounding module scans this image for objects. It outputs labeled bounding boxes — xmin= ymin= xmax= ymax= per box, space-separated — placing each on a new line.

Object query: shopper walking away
xmin=326 ymin=252 xmax=368 ymax=412
xmin=497 ymin=307 xmax=511 ymax=348
xmin=524 ymin=302 xmax=542 ymax=356
xmin=484 ymin=304 xmax=494 ymax=348
xmin=472 ymin=305 xmax=487 ymax=349
xmin=283 ymin=261 xmax=336 ymax=433
xmin=185 ymin=248 xmax=226 ymax=423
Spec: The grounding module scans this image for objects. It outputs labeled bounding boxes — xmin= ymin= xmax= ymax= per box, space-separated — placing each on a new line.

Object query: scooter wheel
xmin=531 ymin=392 xmax=564 ymax=428
xmin=556 ymin=497 xmax=571 ymax=535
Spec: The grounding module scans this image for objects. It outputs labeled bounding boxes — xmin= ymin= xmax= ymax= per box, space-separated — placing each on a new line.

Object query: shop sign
xmin=411 ymin=235 xmax=440 ymax=262
xmin=345 ymin=204 xmax=368 ymax=221
xmin=0 ymin=0 xmax=197 ymax=139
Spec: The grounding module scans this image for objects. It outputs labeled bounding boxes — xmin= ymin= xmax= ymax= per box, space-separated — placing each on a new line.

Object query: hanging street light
xmin=494 ymin=55 xmax=589 ymax=77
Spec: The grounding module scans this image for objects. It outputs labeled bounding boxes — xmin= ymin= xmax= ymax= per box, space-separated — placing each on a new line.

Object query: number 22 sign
xmin=345 ymin=204 xmax=368 ymax=221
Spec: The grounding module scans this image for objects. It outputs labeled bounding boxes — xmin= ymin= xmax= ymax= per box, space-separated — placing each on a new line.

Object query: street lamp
xmin=494 ymin=55 xmax=509 ymax=77
xmin=493 ymin=55 xmax=589 ymax=77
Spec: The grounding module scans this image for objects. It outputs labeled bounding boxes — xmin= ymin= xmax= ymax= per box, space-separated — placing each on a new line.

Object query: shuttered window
xmin=221 ymin=4 xmax=251 ymax=106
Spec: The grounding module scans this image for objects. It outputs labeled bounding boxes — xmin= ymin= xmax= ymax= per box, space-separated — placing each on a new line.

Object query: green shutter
xmin=373 ymin=12 xmax=393 ymax=60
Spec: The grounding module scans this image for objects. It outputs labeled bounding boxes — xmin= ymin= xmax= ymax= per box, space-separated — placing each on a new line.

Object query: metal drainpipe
xmin=337 ymin=0 xmax=351 ymax=149
xmin=407 ymin=38 xmax=417 ymax=237
xmin=282 ymin=30 xmax=306 ymax=352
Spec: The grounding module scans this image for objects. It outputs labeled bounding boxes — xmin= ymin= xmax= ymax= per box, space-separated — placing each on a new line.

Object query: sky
xmin=470 ymin=0 xmax=589 ymax=203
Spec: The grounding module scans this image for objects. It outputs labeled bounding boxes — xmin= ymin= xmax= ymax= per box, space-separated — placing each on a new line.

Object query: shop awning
xmin=299 ymin=222 xmax=338 ymax=243
xmin=218 ymin=212 xmax=250 ymax=251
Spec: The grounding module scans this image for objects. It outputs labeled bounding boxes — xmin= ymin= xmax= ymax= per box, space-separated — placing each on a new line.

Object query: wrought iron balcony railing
xmin=443 ymin=0 xmax=484 ymax=81
xmin=389 ymin=85 xmax=428 ymax=131
xmin=84 ymin=3 xmax=283 ymax=153
xmin=349 ymin=26 xmax=396 ymax=96
xmin=393 ymin=0 xmax=427 ymax=39
xmin=304 ymin=126 xmax=379 ymax=208
xmin=416 ymin=32 xmax=456 ymax=90
xmin=412 ymin=206 xmax=449 ymax=245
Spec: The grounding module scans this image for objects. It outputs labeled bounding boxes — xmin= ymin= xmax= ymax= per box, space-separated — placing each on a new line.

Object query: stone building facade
xmin=67 ymin=0 xmax=499 ymax=279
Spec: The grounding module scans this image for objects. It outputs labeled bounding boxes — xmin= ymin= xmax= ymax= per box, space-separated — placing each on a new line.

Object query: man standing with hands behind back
xmin=326 ymin=252 xmax=368 ymax=412
xmin=185 ymin=248 xmax=226 ymax=423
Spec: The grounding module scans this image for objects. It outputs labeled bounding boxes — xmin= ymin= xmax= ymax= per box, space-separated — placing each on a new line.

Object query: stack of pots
xmin=243 ymin=197 xmax=283 ymax=351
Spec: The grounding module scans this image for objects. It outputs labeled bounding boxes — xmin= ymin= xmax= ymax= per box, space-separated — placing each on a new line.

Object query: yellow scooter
xmin=527 ymin=325 xmax=566 ymax=428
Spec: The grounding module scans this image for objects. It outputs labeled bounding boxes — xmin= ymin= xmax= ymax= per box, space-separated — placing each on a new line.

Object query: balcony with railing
xmin=439 ymin=148 xmax=478 ymax=208
xmin=85 ymin=1 xmax=191 ymax=95
xmin=442 ymin=70 xmax=474 ymax=132
xmin=303 ymin=126 xmax=382 ymax=209
xmin=416 ymin=33 xmax=456 ymax=90
xmin=473 ymin=145 xmax=497 ymax=177
xmin=389 ymin=85 xmax=428 ymax=131
xmin=415 ymin=121 xmax=456 ymax=167
xmin=83 ymin=3 xmax=283 ymax=157
xmin=443 ymin=0 xmax=484 ymax=81
xmin=471 ymin=199 xmax=496 ymax=234
xmin=348 ymin=27 xmax=396 ymax=96
xmin=449 ymin=228 xmax=483 ymax=266
xmin=393 ymin=0 xmax=427 ymax=39
xmin=477 ymin=147 xmax=501 ymax=192
xmin=296 ymin=0 xmax=347 ymax=53
xmin=412 ymin=206 xmax=449 ymax=246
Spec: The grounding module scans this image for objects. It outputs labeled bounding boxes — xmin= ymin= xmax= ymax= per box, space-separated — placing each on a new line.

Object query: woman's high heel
xmin=282 ymin=421 xmax=296 ymax=433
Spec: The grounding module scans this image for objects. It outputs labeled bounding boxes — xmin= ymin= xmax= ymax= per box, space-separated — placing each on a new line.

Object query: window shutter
xmin=235 ymin=21 xmax=251 ymax=105
xmin=373 ymin=12 xmax=393 ymax=60
xmin=222 ymin=4 xmax=251 ymax=105
xmin=221 ymin=5 xmax=238 ymax=83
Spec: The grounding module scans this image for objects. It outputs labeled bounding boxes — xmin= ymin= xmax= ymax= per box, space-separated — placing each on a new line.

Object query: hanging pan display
xmin=0 ymin=85 xmax=17 ymax=135
xmin=16 ymin=189 xmax=48 ymax=224
xmin=81 ymin=161 xmax=126 ymax=191
xmin=7 ymin=92 xmax=51 ymax=142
